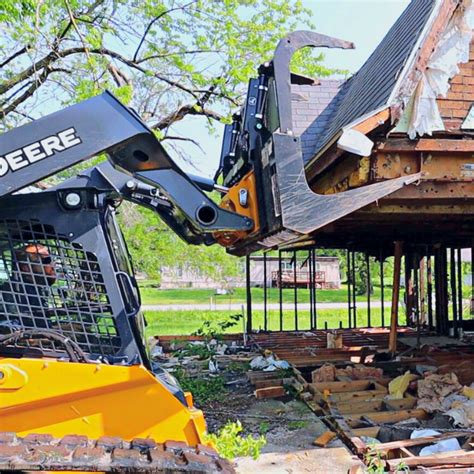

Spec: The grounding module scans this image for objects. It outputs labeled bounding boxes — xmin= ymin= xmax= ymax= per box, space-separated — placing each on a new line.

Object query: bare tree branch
xmin=152 ymin=103 xmax=223 ymax=130
xmin=0 ymin=67 xmax=51 ymax=118
xmin=132 ymin=0 xmax=197 ymax=62
xmin=162 ymin=135 xmax=205 ymax=153
xmin=0 ymin=46 xmax=199 ymax=100
xmin=0 ymin=46 xmax=30 ymax=69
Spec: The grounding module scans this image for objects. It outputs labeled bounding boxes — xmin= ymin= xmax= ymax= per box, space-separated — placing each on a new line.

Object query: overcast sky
xmin=173 ymin=0 xmax=410 ymax=179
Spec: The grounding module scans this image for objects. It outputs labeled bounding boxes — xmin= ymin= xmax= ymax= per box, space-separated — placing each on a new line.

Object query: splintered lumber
xmin=387 ymin=450 xmax=474 ymax=470
xmin=254 ymin=386 xmax=285 ymax=399
xmin=352 ymin=427 xmax=380 ymax=439
xmin=370 ymin=432 xmax=469 ymax=455
xmin=313 ymin=431 xmax=337 ymax=447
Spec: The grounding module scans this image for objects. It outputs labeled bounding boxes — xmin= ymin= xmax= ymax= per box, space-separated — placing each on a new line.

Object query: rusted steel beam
xmin=378 ymin=138 xmax=474 ymax=153
xmin=389 ymin=241 xmax=403 ymax=353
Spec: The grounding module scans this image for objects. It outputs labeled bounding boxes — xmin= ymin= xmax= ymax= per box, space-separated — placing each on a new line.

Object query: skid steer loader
xmin=0 ymin=31 xmax=416 ymax=472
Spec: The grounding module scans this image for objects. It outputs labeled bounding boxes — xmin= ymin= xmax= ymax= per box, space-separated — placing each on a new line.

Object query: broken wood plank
xmin=254 ymin=386 xmax=286 ymax=399
xmin=313 ymin=431 xmax=337 ymax=447
xmin=352 ymin=427 xmax=380 ymax=438
xmin=387 ymin=450 xmax=474 ymax=469
xmin=327 ymin=387 xmax=387 ymax=402
xmin=311 ymin=380 xmax=376 ymax=393
xmin=345 ymin=408 xmax=428 ymax=426
xmin=384 ymin=396 xmax=417 ymax=411
xmin=336 ymin=399 xmax=385 ymax=415
xmin=353 ymin=108 xmax=391 ymax=134
xmin=253 ymin=377 xmax=293 ymax=389
xmin=371 ymin=431 xmax=469 ymax=454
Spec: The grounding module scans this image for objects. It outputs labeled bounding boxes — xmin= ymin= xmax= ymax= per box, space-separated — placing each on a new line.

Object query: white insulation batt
xmin=402 ymin=0 xmax=473 ymax=138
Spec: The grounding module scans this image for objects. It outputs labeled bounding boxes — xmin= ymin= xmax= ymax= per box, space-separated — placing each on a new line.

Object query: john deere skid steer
xmin=0 ymin=31 xmax=416 ymax=472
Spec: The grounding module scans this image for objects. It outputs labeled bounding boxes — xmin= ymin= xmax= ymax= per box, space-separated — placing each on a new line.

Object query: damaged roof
xmin=291 ymin=80 xmax=343 ymax=163
xmin=300 ymin=0 xmax=439 ymax=166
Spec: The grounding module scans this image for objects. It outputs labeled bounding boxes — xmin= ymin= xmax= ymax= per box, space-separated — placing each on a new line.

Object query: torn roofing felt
xmin=299 ymin=0 xmax=439 ymax=167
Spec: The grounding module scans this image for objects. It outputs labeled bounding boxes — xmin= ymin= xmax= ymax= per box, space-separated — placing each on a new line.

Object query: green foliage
xmin=0 ymin=0 xmax=338 ymax=282
xmin=258 ymin=421 xmax=270 ymax=435
xmin=0 ymin=0 xmax=335 ymax=134
xmin=205 ymin=421 xmax=266 ymax=460
xmin=192 ymin=313 xmax=242 ymax=339
xmin=119 ymin=203 xmax=243 ymax=282
xmin=173 ymin=368 xmax=225 ymax=405
xmin=365 ymin=446 xmax=409 ymax=474
xmin=144 ymin=306 xmax=405 ymax=337
xmin=175 ymin=342 xmax=215 ymax=360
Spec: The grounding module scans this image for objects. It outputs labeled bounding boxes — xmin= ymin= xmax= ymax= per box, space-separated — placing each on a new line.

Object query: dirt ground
xmin=172 ymin=353 xmax=361 ymax=473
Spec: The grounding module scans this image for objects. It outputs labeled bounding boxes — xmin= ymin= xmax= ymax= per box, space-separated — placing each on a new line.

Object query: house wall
xmin=437 ymin=39 xmax=474 ymax=130
xmin=160 ymin=266 xmax=245 ymax=289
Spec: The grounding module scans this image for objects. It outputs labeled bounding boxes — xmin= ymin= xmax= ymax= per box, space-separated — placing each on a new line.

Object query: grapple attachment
xmin=214 ymin=31 xmax=419 ymax=255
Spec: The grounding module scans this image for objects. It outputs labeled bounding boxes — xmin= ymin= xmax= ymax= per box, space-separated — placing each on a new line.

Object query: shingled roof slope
xmin=291 ymin=80 xmax=343 ymax=163
xmin=303 ymin=0 xmax=438 ymax=165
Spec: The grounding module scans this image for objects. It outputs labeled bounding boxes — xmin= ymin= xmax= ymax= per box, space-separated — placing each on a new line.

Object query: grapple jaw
xmin=214 ymin=31 xmax=419 ymax=255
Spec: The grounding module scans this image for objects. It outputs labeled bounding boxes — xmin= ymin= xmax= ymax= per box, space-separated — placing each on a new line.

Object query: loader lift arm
xmin=0 ymin=91 xmax=253 ymax=245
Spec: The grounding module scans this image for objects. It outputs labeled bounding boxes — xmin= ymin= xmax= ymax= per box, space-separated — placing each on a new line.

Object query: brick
xmin=164 ymin=440 xmax=193 ymax=452
xmin=0 ymin=432 xmax=16 ymax=444
xmin=112 ymin=447 xmax=145 ymax=465
xmin=443 ymin=118 xmax=463 ymax=130
xmin=254 ymin=386 xmax=286 ymax=399
xmin=451 ymin=83 xmax=465 ymax=92
xmin=463 ymin=76 xmax=474 ymax=85
xmin=72 ymin=446 xmax=106 ymax=461
xmin=60 ymin=434 xmax=88 ymax=447
xmin=217 ymin=458 xmax=236 ymax=473
xmin=0 ymin=444 xmax=27 ymax=460
xmin=28 ymin=445 xmax=69 ymax=462
xmin=96 ymin=436 xmax=123 ymax=450
xmin=439 ymin=100 xmax=464 ymax=110
xmin=23 ymin=433 xmax=53 ymax=445
xmin=451 ymin=75 xmax=463 ymax=84
xmin=463 ymin=92 xmax=474 ymax=101
xmin=183 ymin=451 xmax=213 ymax=469
xmin=149 ymin=449 xmax=185 ymax=469
xmin=130 ymin=438 xmax=157 ymax=450
xmin=446 ymin=92 xmax=463 ymax=100
xmin=197 ymin=444 xmax=219 ymax=458
xmin=452 ymin=108 xmax=468 ymax=118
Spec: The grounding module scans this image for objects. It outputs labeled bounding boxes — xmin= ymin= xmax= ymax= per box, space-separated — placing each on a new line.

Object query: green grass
xmin=144 ymin=307 xmax=403 ymax=336
xmin=139 ymin=284 xmax=392 ymax=306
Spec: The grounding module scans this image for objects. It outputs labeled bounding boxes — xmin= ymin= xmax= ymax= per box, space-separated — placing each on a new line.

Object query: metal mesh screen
xmin=0 ymin=219 xmax=121 ymax=357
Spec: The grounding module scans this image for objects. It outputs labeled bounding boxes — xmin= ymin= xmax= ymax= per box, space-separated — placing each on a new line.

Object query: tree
xmin=119 ymin=203 xmax=242 ymax=284
xmin=0 ymin=0 xmax=336 ymax=282
xmin=0 ymin=0 xmax=332 ymax=135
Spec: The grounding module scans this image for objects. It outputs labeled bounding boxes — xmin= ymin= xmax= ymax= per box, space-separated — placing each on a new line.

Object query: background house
xmin=249 ymin=255 xmax=341 ymax=289
xmin=160 ymin=266 xmax=245 ymax=289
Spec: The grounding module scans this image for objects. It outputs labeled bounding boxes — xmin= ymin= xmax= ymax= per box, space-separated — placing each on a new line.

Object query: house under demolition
xmin=242 ymin=0 xmax=474 ymax=337
xmin=221 ymin=0 xmax=474 ymax=470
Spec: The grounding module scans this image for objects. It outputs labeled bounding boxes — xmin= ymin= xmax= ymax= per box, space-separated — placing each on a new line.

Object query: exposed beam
xmin=379 ymin=138 xmax=474 ymax=153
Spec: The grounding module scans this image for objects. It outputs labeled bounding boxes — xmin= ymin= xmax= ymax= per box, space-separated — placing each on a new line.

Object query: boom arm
xmin=0 ymin=91 xmax=253 ymax=244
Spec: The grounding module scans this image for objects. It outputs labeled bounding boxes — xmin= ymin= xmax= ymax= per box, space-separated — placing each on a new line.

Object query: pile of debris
xmin=300 ymin=360 xmax=474 ymax=471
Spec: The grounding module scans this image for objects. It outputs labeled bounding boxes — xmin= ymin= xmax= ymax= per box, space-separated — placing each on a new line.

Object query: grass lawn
xmin=139 ymin=284 xmax=392 ymax=306
xmin=143 ymin=307 xmax=405 ymax=337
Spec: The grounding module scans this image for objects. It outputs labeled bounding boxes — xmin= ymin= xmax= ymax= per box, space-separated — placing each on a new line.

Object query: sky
xmin=173 ymin=0 xmax=410 ymax=179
